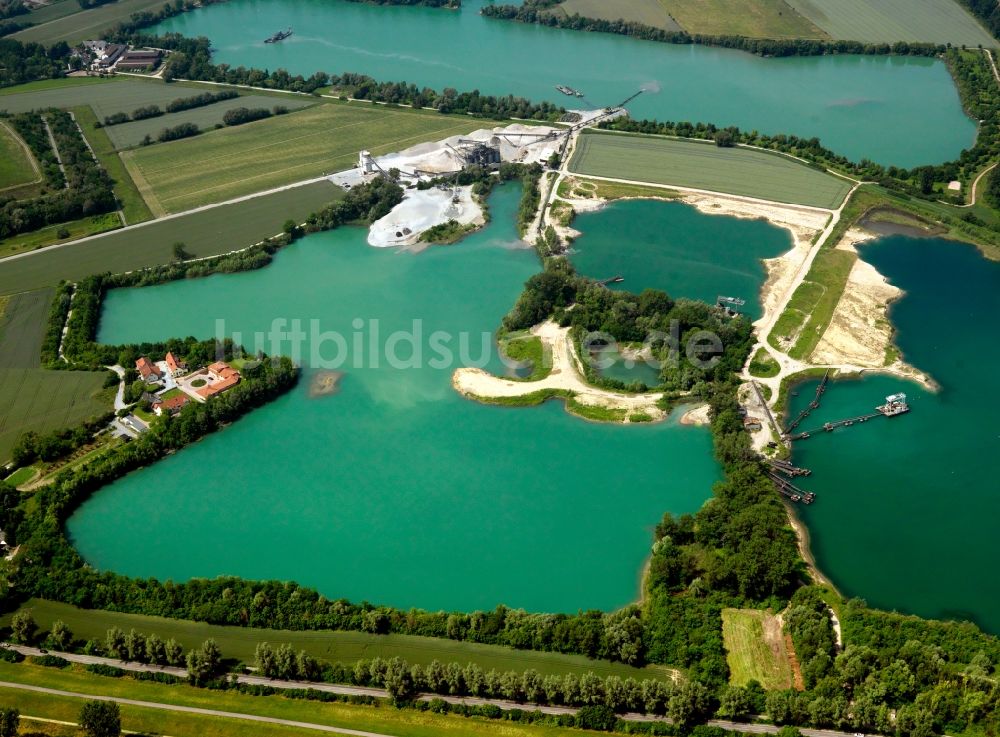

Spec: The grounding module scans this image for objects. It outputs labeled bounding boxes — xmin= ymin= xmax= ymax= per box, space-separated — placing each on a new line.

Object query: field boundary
xmin=0 ymin=119 xmax=43 ymax=195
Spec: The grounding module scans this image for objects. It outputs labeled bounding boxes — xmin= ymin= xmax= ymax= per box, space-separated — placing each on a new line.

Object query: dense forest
xmin=0 ymin=39 xmax=70 ymax=86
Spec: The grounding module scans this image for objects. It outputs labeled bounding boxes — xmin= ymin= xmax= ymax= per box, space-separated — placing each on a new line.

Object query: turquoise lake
xmin=154 ymin=0 xmax=975 ymax=167
xmin=569 ymin=199 xmax=792 ymax=320
xmin=69 ymin=186 xmax=729 ymax=613
xmin=788 ymin=236 xmax=1000 ymax=633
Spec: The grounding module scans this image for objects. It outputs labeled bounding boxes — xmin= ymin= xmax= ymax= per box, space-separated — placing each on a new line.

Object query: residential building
xmin=135 ymin=356 xmax=162 ymax=382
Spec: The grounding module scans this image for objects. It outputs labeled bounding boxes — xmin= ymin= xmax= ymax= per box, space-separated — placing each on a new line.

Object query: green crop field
xmin=661 ymin=0 xmax=827 ymax=39
xmin=569 ymin=131 xmax=852 ymax=209
xmin=0 ymin=180 xmax=341 ymax=296
xmin=0 ymin=290 xmax=108 ymax=463
xmin=102 ymin=95 xmax=316 ymax=150
xmin=0 ymin=78 xmax=227 ymax=122
xmin=721 ymin=608 xmax=794 ymax=690
xmin=0 ymin=120 xmax=39 ymax=193
xmin=786 ymin=0 xmax=997 ymax=45
xmin=123 ymin=101 xmax=484 ymax=214
xmin=0 ymin=662 xmax=595 ymax=737
xmin=6 ymin=599 xmax=676 ymax=682
xmin=11 ymin=0 xmax=169 ymax=44
xmin=554 ymin=0 xmax=683 ymax=31
xmin=17 ymin=0 xmax=83 ymax=27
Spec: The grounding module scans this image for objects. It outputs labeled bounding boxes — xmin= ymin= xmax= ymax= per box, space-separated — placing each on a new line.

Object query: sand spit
xmin=452 ymin=321 xmax=667 ymax=421
xmin=368 ymin=186 xmax=483 ymax=247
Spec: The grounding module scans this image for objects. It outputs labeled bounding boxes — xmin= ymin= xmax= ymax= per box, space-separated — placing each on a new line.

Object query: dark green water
xmin=569 ymin=199 xmax=792 ymax=320
xmin=68 ymin=186 xmax=726 ymax=613
xmin=788 ymin=236 xmax=1000 ymax=632
xmin=154 ymin=0 xmax=974 ymax=167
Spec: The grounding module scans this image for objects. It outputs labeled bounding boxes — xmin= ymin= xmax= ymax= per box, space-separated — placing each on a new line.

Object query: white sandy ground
xmin=368 ymin=186 xmax=482 ymax=247
xmin=452 ymin=320 xmax=669 ymax=421
xmin=679 ymin=403 xmax=711 ymax=426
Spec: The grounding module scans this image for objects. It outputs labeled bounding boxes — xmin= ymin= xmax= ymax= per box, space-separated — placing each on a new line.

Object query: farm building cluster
xmin=134 ymin=353 xmax=242 ymax=419
xmin=76 ymin=40 xmax=162 ymax=73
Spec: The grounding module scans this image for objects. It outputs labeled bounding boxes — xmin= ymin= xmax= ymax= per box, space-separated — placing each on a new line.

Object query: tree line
xmin=0 ymin=39 xmax=70 ymax=85
xmin=0 ymin=109 xmax=117 ymax=238
xmin=480 ymin=2 xmax=949 ymax=58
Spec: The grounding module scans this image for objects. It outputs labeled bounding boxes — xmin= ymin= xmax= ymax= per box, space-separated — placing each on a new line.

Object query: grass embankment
xmin=0 ymin=181 xmax=341 ymax=296
xmin=747 ymin=348 xmax=780 ymax=378
xmin=7 ymin=599 xmax=674 ymax=682
xmin=72 ymin=106 xmax=153 ymax=225
xmin=0 ymin=290 xmax=108 ymax=463
xmin=122 ymin=101 xmax=484 ymax=214
xmin=569 ymin=130 xmax=852 ymax=209
xmin=557 ymin=176 xmax=684 ymax=203
xmin=11 ymin=0 xmax=168 ymax=44
xmin=721 ymin=608 xmax=795 ymax=690
xmin=0 ymin=662 xmax=592 ymax=737
xmin=0 ymin=213 xmax=122 ymax=261
xmin=768 ymin=248 xmax=856 ymax=361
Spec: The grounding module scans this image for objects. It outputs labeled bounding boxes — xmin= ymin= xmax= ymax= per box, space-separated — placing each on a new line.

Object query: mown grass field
xmin=721 ymin=608 xmax=794 ymax=690
xmin=0 ymin=213 xmax=122 ymax=260
xmin=123 ymin=101 xmax=484 ymax=214
xmin=0 ymin=290 xmax=108 ymax=462
xmin=102 ymin=95 xmax=315 ymax=150
xmin=569 ymin=131 xmax=852 ymax=209
xmin=554 ymin=0 xmax=682 ymax=31
xmin=0 ymin=119 xmax=39 ymax=192
xmin=72 ymin=106 xmax=152 ymax=225
xmin=0 ymin=180 xmax=341 ymax=296
xmin=0 ymin=662 xmax=596 ymax=737
xmin=786 ymin=0 xmax=997 ymax=45
xmin=11 ymin=0 xmax=168 ymax=44
xmin=7 ymin=599 xmax=675 ymax=682
xmin=661 ymin=0 xmax=827 ymax=39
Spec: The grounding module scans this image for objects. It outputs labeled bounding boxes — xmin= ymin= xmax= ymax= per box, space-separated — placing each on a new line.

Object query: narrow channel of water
xmin=788 ymin=235 xmax=1000 ymax=633
xmin=154 ymin=0 xmax=975 ymax=166
xmin=69 ymin=186 xmax=722 ymax=613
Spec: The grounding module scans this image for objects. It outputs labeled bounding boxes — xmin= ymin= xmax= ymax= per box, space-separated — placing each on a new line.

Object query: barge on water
xmin=556 ymin=85 xmax=584 ymax=97
xmin=265 ymin=28 xmax=293 ymax=43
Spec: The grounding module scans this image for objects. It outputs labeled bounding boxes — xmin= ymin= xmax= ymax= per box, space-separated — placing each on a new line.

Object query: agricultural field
xmin=0 ymin=180 xmax=341 ymax=295
xmin=0 ymin=290 xmax=108 ymax=463
xmin=0 ymin=119 xmax=40 ymax=195
xmin=123 ymin=101 xmax=485 ymax=214
xmin=554 ymin=0 xmax=682 ymax=32
xmin=0 ymin=78 xmax=232 ymax=122
xmin=0 ymin=213 xmax=122 ymax=260
xmin=569 ymin=131 xmax=853 ymax=209
xmin=101 ymin=95 xmax=315 ymax=150
xmin=721 ymin=608 xmax=795 ymax=690
xmin=11 ymin=0 xmax=169 ymax=44
xmin=0 ymin=662 xmax=589 ymax=737
xmin=72 ymin=106 xmax=152 ymax=225
xmin=6 ymin=599 xmax=677 ymax=682
xmin=786 ymin=0 xmax=997 ymax=45
xmin=660 ymin=0 xmax=827 ymax=39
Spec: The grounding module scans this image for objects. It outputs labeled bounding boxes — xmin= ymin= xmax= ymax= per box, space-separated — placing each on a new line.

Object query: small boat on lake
xmin=265 ymin=28 xmax=293 ymax=43
xmin=556 ymin=84 xmax=584 ymax=97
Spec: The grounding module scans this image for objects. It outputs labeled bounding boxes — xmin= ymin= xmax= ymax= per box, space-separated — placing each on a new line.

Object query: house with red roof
xmin=164 ymin=351 xmax=188 ymax=377
xmin=194 ymin=361 xmax=242 ymax=399
xmin=152 ymin=393 xmax=191 ymax=416
xmin=135 ymin=356 xmax=162 ymax=382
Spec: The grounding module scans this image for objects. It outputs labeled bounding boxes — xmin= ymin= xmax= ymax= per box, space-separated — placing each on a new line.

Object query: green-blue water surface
xmin=153 ymin=0 xmax=975 ymax=167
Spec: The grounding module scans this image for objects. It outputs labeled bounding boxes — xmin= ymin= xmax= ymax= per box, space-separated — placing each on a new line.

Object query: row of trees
xmin=0 ymin=109 xmax=117 ymax=238
xmin=480 ymin=2 xmax=949 ymax=58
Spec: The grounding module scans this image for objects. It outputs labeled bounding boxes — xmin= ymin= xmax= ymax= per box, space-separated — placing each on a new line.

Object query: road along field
xmin=569 ymin=131 xmax=852 ymax=209
xmin=660 ymin=0 xmax=827 ymax=39
xmin=0 ymin=661 xmax=590 ymax=737
xmin=122 ymin=101 xmax=487 ymax=214
xmin=0 ymin=180 xmax=342 ymax=296
xmin=785 ymin=0 xmax=997 ymax=45
xmin=101 ymin=95 xmax=316 ymax=150
xmin=553 ymin=0 xmax=683 ymax=31
xmin=0 ymin=290 xmax=108 ymax=463
xmin=721 ymin=608 xmax=796 ymax=690
xmin=6 ymin=599 xmax=676 ymax=682
xmin=11 ymin=0 xmax=168 ymax=44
